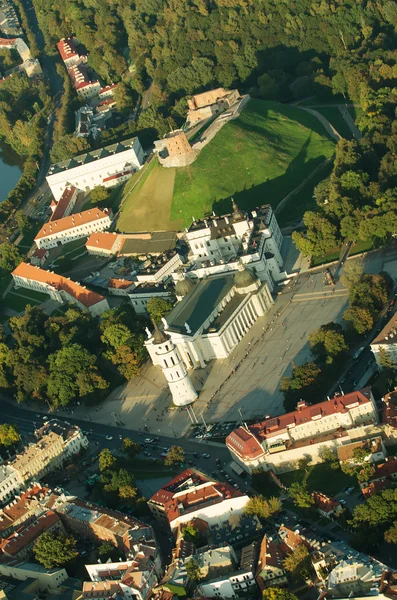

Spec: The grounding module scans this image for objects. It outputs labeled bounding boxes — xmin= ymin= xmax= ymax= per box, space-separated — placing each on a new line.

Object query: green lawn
xmin=3 ymin=288 xmax=49 ymax=312
xmin=18 ymin=221 xmax=43 ymax=249
xmin=312 ymin=107 xmax=352 ymax=139
xmin=311 ymin=238 xmax=374 ymax=267
xmin=172 ymin=100 xmax=336 ymax=227
xmin=277 ymin=161 xmax=334 ymax=227
xmin=279 ymin=463 xmax=356 ymax=496
xmin=83 ymin=183 xmax=125 ymax=213
xmin=116 ymin=99 xmax=335 ymax=232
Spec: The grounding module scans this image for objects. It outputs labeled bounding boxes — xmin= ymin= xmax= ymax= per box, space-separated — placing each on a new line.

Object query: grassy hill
xmin=116 ymin=99 xmax=335 ymax=232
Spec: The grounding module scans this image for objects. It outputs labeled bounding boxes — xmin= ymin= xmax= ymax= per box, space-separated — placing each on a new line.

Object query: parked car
xmin=144 ymin=438 xmax=154 ymax=443
xmin=345 ymin=486 xmax=355 ymax=495
xmin=202 ymin=453 xmax=211 ymax=459
xmin=106 ymin=435 xmax=113 ymax=441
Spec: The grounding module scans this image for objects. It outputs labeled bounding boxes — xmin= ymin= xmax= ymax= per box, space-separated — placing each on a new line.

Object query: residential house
xmin=312 ymin=492 xmax=342 ymax=518
xmin=255 ymin=535 xmax=287 ymax=591
xmin=0 ymin=511 xmax=64 ymax=560
xmin=371 ymin=313 xmax=397 ymax=367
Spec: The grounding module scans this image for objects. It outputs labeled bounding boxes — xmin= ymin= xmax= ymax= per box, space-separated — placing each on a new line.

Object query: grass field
xmin=278 ymin=463 xmax=355 ymax=496
xmin=277 ymin=161 xmax=334 ymax=226
xmin=3 ymin=288 xmax=49 ymax=312
xmin=116 ymin=99 xmax=335 ymax=232
xmin=116 ymin=159 xmax=183 ymax=232
xmin=312 ymin=107 xmax=352 ymax=139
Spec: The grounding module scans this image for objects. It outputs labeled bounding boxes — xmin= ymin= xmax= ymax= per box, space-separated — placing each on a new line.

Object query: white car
xmin=202 ymin=453 xmax=211 ymax=459
xmin=144 ymin=438 xmax=154 ymax=443
xmin=106 ymin=435 xmax=113 ymax=441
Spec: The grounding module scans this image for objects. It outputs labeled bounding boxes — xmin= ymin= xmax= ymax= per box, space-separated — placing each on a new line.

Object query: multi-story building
xmin=312 ymin=492 xmax=342 ymax=518
xmin=56 ymin=37 xmax=82 ymax=68
xmin=371 ymin=313 xmax=397 ymax=366
xmin=255 ymin=535 xmax=287 ymax=591
xmin=154 ymin=130 xmax=196 ymax=168
xmin=48 ymin=496 xmax=155 ymax=557
xmin=327 ymin=559 xmax=386 ymax=597
xmin=186 ymin=88 xmax=240 ymax=127
xmin=182 ymin=203 xmax=284 ymax=290
xmin=336 ymin=436 xmax=386 ymax=465
xmin=30 ymin=248 xmax=49 ymax=267
xmin=85 ymin=230 xmax=178 ymax=259
xmin=226 ymin=388 xmax=379 ymax=473
xmin=12 ymin=263 xmax=109 ymax=317
xmin=0 ymin=559 xmax=69 ymax=593
xmin=360 ymin=457 xmax=397 ymax=498
xmin=46 ymin=137 xmax=144 ymax=201
xmin=0 ymin=485 xmax=49 ymax=538
xmin=145 ymin=269 xmax=274 ymax=375
xmin=0 ymin=510 xmax=64 ymax=560
xmin=49 ymin=185 xmax=78 ymax=222
xmin=0 ymin=466 xmax=23 ymax=507
xmin=148 ymin=469 xmax=251 ymax=532
xmin=84 ymin=550 xmax=161 ymax=600
xmin=34 ymin=208 xmax=112 ymax=249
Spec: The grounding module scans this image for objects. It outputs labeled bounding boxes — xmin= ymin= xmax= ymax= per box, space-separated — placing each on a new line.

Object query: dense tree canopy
xmin=33 ymin=532 xmax=78 ymax=569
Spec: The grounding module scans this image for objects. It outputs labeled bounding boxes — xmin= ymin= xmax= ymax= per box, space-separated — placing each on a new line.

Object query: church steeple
xmin=231 ymin=198 xmax=243 ymax=220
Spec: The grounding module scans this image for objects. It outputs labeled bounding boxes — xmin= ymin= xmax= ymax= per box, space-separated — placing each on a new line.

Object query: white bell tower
xmin=148 ymin=321 xmax=197 ymax=407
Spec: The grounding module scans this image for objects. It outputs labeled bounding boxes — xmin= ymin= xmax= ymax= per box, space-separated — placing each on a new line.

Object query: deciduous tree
xmin=245 ymin=495 xmax=282 ymax=519
xmin=0 ymin=424 xmax=20 ymax=446
xmin=164 ymin=445 xmax=185 ymax=466
xmin=288 ymin=482 xmax=314 ymax=508
xmin=33 ymin=532 xmax=78 ymax=569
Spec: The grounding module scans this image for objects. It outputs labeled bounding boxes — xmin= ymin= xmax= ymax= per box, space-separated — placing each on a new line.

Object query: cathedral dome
xmin=175 ymin=277 xmax=196 ymax=297
xmin=234 ymin=267 xmax=257 ymax=289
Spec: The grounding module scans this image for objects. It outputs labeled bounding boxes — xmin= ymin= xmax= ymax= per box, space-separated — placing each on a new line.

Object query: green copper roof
xmin=166 ymin=275 xmax=235 ymax=336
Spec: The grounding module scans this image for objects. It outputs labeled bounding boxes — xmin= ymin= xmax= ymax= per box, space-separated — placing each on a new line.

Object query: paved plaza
xmin=56 ymin=248 xmax=397 ymax=439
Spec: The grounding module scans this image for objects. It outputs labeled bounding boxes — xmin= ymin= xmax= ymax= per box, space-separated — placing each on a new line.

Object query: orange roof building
xmin=226 ymin=388 xmax=378 ymax=474
xmin=256 ymin=535 xmax=287 ymax=591
xmin=0 ymin=510 xmax=64 ymax=560
xmin=148 ymin=468 xmax=250 ymax=531
xmin=34 ymin=207 xmax=112 ymax=249
xmin=12 ymin=262 xmax=109 ymax=317
xmin=50 ymin=185 xmax=78 ymax=222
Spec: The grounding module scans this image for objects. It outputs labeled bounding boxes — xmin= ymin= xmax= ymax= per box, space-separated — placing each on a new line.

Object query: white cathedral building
xmin=145 ymin=266 xmax=274 ymax=406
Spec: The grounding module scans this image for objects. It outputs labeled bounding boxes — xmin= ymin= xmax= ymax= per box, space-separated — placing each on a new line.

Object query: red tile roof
xmin=383 ymin=389 xmax=397 ymax=428
xmin=102 ymin=169 xmax=132 ymax=183
xmin=1 ymin=510 xmax=60 ymax=556
xmin=99 ymin=84 xmax=118 ymax=95
xmin=149 ymin=469 xmax=244 ymax=524
xmin=32 ymin=248 xmax=47 ymax=259
xmin=108 ymin=278 xmax=134 ymax=290
xmin=86 ymin=231 xmax=119 ymax=251
xmin=35 ymin=208 xmax=111 ymax=241
xmin=227 ymin=389 xmax=373 ymax=460
xmin=50 ymin=186 xmax=77 ymax=222
xmin=12 ymin=263 xmax=106 ymax=308
xmin=312 ymin=491 xmax=340 ymax=514
xmin=56 ymin=37 xmax=78 ymax=62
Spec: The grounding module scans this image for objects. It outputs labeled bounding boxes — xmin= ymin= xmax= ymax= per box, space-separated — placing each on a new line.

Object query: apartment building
xmin=148 ymin=469 xmax=250 ymax=531
xmin=12 ymin=263 xmax=109 ymax=317
xmin=0 ymin=510 xmax=64 ymax=560
xmin=34 ymin=208 xmax=112 ymax=249
xmin=226 ymin=388 xmax=378 ymax=473
xmin=371 ymin=313 xmax=397 ymax=367
xmin=46 ymin=137 xmax=144 ymax=201
xmin=0 ymin=559 xmax=69 ymax=593
xmin=0 ymin=466 xmax=23 ymax=507
xmin=327 ymin=559 xmax=386 ymax=597
xmin=183 ymin=203 xmax=284 ymax=289
xmin=49 ymin=185 xmax=78 ymax=222
xmin=360 ymin=457 xmax=397 ymax=498
xmin=48 ymin=495 xmax=155 ymax=557
xmin=255 ymin=535 xmax=287 ymax=591
xmin=56 ymin=37 xmax=82 ymax=68
xmin=0 ymin=485 xmax=49 ymax=538
xmin=84 ymin=550 xmax=161 ymax=600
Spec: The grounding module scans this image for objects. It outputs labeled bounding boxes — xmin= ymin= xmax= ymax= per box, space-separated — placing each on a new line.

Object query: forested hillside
xmin=30 ymin=0 xmax=397 ymax=253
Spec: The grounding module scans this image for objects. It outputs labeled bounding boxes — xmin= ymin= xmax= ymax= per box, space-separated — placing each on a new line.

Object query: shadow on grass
xmin=213 ymin=132 xmax=327 ymax=215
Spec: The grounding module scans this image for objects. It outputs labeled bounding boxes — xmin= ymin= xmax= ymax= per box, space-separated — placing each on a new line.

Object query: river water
xmin=0 ymin=140 xmax=23 ymax=202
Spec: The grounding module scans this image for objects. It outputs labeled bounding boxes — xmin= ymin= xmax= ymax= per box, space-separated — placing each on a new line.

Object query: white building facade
xmin=46 ymin=137 xmax=144 ymax=201
xmin=34 ymin=208 xmax=112 ymax=249
xmin=0 ymin=465 xmax=24 ymax=506
xmin=370 ymin=313 xmax=397 ymax=367
xmin=146 ymin=269 xmax=273 ymax=374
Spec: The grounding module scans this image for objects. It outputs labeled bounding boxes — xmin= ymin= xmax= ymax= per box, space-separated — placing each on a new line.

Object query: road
xmin=0 ymin=397 xmax=244 ymax=489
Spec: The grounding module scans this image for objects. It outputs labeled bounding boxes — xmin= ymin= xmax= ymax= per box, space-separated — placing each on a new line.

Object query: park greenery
xmin=181 ymin=524 xmax=200 ymax=545
xmin=262 ymin=589 xmax=298 ymax=600
xmin=33 ymin=531 xmax=78 ymax=569
xmin=244 ymin=495 xmax=281 ymax=520
xmin=0 ymin=423 xmax=20 ymax=447
xmin=164 ymin=445 xmax=185 ymax=466
xmin=281 ymin=262 xmax=391 ymax=410
xmin=288 ymin=482 xmax=314 ymax=509
xmin=0 ymin=302 xmax=149 ymax=407
xmin=283 ymin=543 xmax=313 ymax=582
xmin=350 ymin=487 xmax=397 ymax=550
xmin=98 ymin=448 xmax=138 ymax=503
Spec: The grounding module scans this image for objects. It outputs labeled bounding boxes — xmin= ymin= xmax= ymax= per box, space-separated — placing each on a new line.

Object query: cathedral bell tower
xmin=148 ymin=321 xmax=197 ymax=407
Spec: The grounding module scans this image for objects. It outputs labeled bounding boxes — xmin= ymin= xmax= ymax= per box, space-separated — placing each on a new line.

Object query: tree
xmin=181 ymin=524 xmax=200 ymax=544
xmin=319 ymin=445 xmax=336 ymax=463
xmin=15 ymin=210 xmax=30 ymax=235
xmin=47 ymin=343 xmax=108 ymax=407
xmin=378 ymin=347 xmax=396 ymax=371
xmin=281 ymin=362 xmax=321 ymax=392
xmin=343 ymin=306 xmax=374 ymax=334
xmin=121 ymin=437 xmax=141 ymax=458
xmin=164 ymin=445 xmax=185 ymax=466
xmin=99 ymin=448 xmax=117 ymax=472
xmin=185 ymin=558 xmax=201 ymax=582
xmin=0 ymin=423 xmax=20 ymax=446
xmin=262 ymin=589 xmax=299 ymax=600
xmin=0 ymin=242 xmax=23 ymax=272
xmin=101 ymin=468 xmax=137 ymax=500
xmin=340 ymin=261 xmax=364 ymax=289
xmin=90 ymin=186 xmax=110 ymax=204
xmin=309 ymin=323 xmax=348 ymax=364
xmin=146 ymin=297 xmax=173 ymax=324
xmin=33 ymin=532 xmax=78 ymax=569
xmin=385 ymin=522 xmax=397 ymax=544
xmin=245 ymin=495 xmax=282 ymax=519
xmin=283 ymin=544 xmax=312 ymax=581
xmin=298 ymin=456 xmax=312 ymax=473
xmin=288 ymin=483 xmax=314 ymax=508
xmin=98 ymin=541 xmax=120 ymax=561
